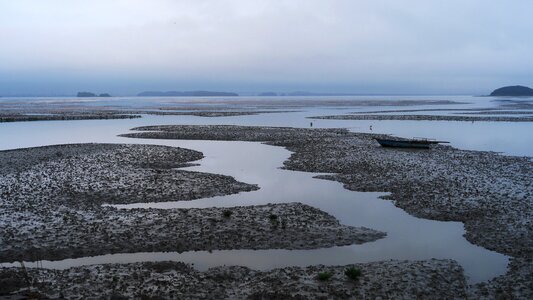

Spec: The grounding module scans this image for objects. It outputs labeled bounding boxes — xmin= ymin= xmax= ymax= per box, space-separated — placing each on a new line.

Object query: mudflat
xmin=1 ymin=259 xmax=467 ymax=299
xmin=0 ymin=143 xmax=383 ymax=263
xmin=121 ymin=124 xmax=532 ymax=299
xmin=310 ymin=114 xmax=533 ymax=122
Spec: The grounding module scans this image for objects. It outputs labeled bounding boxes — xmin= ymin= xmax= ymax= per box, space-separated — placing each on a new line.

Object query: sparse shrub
xmin=222 ymin=210 xmax=233 ymax=218
xmin=317 ymin=271 xmax=333 ymax=281
xmin=344 ymin=266 xmax=362 ymax=281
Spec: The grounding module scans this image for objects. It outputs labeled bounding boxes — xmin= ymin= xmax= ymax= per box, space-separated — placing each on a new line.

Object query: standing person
xmin=310 ymin=122 xmax=313 ymax=127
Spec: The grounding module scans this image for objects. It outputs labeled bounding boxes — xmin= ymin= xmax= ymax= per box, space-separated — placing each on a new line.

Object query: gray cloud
xmin=1 ymin=0 xmax=532 ymax=95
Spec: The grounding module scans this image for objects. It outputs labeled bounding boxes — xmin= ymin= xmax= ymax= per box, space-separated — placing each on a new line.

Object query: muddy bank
xmin=0 ymin=100 xmax=297 ymax=123
xmin=121 ymin=125 xmax=532 ymax=295
xmin=469 ymin=257 xmax=533 ymax=299
xmin=1 ymin=201 xmax=382 ymax=263
xmin=0 ymin=143 xmax=253 ymax=207
xmin=0 ymin=97 xmax=464 ymax=123
xmin=121 ymin=125 xmax=345 ymax=142
xmin=350 ymin=108 xmax=533 ymax=115
xmin=495 ymin=100 xmax=533 ymax=110
xmin=0 ymin=112 xmax=140 ymax=122
xmin=309 ymin=114 xmax=533 ymax=122
xmin=0 ymin=143 xmax=383 ymax=263
xmin=1 ymin=259 xmax=467 ymax=299
xmin=0 ymin=109 xmax=294 ymax=123
xmin=146 ymin=99 xmax=462 ymax=109
xmin=122 ymin=125 xmax=532 ymax=258
xmin=456 ymin=111 xmax=533 ymax=115
xmin=130 ymin=110 xmax=299 ymax=117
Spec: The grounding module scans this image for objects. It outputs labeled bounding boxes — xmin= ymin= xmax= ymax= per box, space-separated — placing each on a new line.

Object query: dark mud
xmin=0 ymin=112 xmax=140 ymax=122
xmin=1 ymin=259 xmax=467 ymax=299
xmin=121 ymin=125 xmax=532 ymax=297
xmin=310 ymin=114 xmax=533 ymax=122
xmin=0 ymin=143 xmax=383 ymax=263
xmin=130 ymin=110 xmax=299 ymax=117
xmin=122 ymin=125 xmax=532 ymax=258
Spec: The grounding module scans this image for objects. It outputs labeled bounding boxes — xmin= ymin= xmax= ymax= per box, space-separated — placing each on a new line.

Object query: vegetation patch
xmin=345 ymin=266 xmax=362 ymax=281
xmin=317 ymin=271 xmax=333 ymax=281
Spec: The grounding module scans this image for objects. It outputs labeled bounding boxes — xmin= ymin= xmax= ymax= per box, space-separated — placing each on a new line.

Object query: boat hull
xmin=375 ymin=138 xmax=432 ymax=149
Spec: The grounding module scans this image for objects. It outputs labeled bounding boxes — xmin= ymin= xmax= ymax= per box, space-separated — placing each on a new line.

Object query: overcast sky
xmin=1 ymin=0 xmax=532 ymax=95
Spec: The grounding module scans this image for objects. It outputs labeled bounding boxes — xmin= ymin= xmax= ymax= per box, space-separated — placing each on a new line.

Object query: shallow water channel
xmin=4 ymin=94 xmax=530 ymax=284
xmin=0 ymin=116 xmax=510 ymax=284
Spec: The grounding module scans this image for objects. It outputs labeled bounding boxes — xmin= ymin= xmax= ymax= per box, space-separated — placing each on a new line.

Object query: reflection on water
xmin=0 ymin=95 xmax=528 ymax=283
xmin=1 ymin=137 xmax=509 ymax=283
xmin=109 ymin=141 xmax=508 ymax=284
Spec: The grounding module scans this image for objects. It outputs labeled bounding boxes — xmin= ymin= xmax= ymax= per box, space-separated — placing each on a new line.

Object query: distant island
xmin=490 ymin=85 xmax=533 ymax=96
xmin=77 ymin=92 xmax=111 ymax=97
xmin=258 ymin=92 xmax=278 ymax=96
xmin=137 ymin=91 xmax=239 ymax=97
xmin=258 ymin=91 xmax=373 ymax=97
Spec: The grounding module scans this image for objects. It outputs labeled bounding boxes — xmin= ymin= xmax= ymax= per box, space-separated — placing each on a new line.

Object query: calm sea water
xmin=4 ymin=95 xmax=530 ymax=155
xmin=1 ymin=95 xmax=531 ymax=283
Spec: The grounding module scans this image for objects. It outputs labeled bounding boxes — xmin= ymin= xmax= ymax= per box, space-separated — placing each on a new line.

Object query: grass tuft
xmin=317 ymin=271 xmax=333 ymax=281
xmin=344 ymin=266 xmax=362 ymax=281
xmin=222 ymin=210 xmax=233 ymax=218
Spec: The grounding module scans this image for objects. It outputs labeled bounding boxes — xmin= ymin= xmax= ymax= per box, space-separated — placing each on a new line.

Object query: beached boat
xmin=374 ymin=138 xmax=449 ymax=149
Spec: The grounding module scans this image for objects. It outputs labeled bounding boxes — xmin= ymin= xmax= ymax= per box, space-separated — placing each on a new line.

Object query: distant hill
xmin=258 ymin=92 xmax=278 ymax=96
xmin=286 ymin=91 xmax=365 ymax=96
xmin=77 ymin=92 xmax=97 ymax=97
xmin=257 ymin=91 xmax=369 ymax=97
xmin=137 ymin=91 xmax=239 ymax=97
xmin=490 ymin=85 xmax=533 ymax=96
xmin=77 ymin=92 xmax=112 ymax=97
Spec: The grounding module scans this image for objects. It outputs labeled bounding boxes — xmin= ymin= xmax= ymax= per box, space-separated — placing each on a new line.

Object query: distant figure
xmin=369 ymin=125 xmax=373 ymax=131
xmin=310 ymin=122 xmax=313 ymax=127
